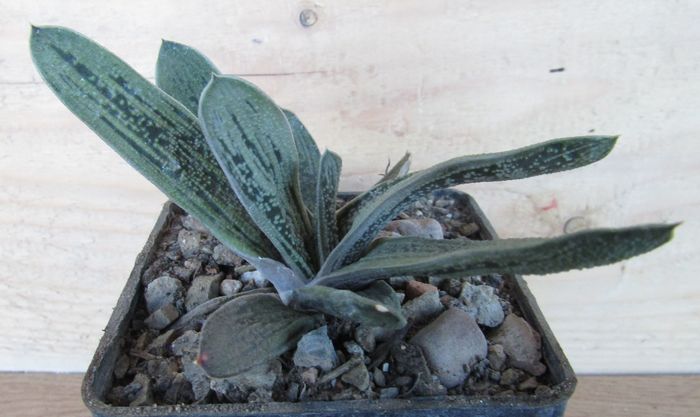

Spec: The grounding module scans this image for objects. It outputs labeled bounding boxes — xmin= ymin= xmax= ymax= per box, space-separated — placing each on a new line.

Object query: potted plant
xmin=30 ymin=26 xmax=676 ymax=417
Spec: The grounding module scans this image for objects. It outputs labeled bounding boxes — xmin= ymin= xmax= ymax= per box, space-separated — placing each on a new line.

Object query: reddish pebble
xmin=405 ymin=281 xmax=438 ymax=300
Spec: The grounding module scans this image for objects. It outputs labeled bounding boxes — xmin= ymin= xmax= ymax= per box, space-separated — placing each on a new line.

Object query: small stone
xmin=113 ymin=354 xmax=130 ymax=380
xmin=535 ymin=385 xmax=554 ymax=396
xmin=341 ymin=363 xmax=370 ymax=390
xmin=488 ymin=344 xmax=507 ymax=371
xmin=185 ymin=273 xmax=223 ymax=311
xmin=182 ymin=215 xmax=210 ymax=233
xmin=287 ymin=382 xmax=300 ymax=402
xmin=374 ymin=230 xmax=402 ymax=240
xmin=459 ymin=283 xmax=505 ymax=327
xmin=177 ymin=229 xmax=204 ymax=257
xmin=300 ymin=367 xmax=319 ymax=385
xmin=182 ymin=357 xmax=211 ymax=401
xmin=373 ymin=368 xmax=386 ymax=387
xmin=247 ymin=387 xmax=273 ymax=403
xmin=220 ymin=279 xmax=243 ymax=296
xmin=500 ymin=368 xmax=526 ymax=386
xmin=171 ymin=330 xmax=199 ymax=357
xmin=354 ymin=326 xmax=376 ymax=353
xmin=402 ymin=290 xmax=443 ymax=323
xmin=344 ymin=341 xmax=364 ymax=357
xmin=164 ymin=373 xmax=194 ymax=404
xmin=518 ymin=376 xmax=539 ymax=391
xmin=393 ymin=375 xmax=413 ymax=386
xmin=390 ymin=343 xmax=446 ymax=396
xmin=212 ymin=244 xmax=242 ymax=266
xmin=146 ymin=329 xmax=176 ymax=356
xmin=405 ymin=280 xmax=438 ymax=300
xmin=240 ymin=270 xmax=268 ymax=288
xmin=410 ymin=308 xmax=487 ymax=388
xmin=458 ymin=222 xmax=480 ymax=236
xmin=145 ymin=276 xmax=184 ymax=314
xmin=379 ymin=387 xmax=400 ymax=399
xmin=147 ymin=358 xmax=178 ymax=393
xmin=210 ymin=361 xmax=280 ymax=399
xmin=491 ymin=314 xmax=547 ymax=376
xmin=388 ymin=275 xmax=414 ymax=289
xmin=487 ymin=369 xmax=501 ymax=382
xmin=387 ymin=218 xmax=444 ymax=239
xmin=293 ymin=326 xmax=338 ymax=371
xmin=144 ymin=304 xmax=180 ymax=330
xmin=129 ymin=373 xmax=153 ymax=406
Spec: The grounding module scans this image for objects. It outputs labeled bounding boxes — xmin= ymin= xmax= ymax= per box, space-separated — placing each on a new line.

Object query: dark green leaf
xmin=284 ymin=110 xmax=321 ymax=212
xmin=199 ymin=293 xmax=322 ymax=377
xmin=313 ymin=223 xmax=677 ymax=289
xmin=30 ymin=26 xmax=276 ymax=261
xmin=320 ymin=135 xmax=618 ymax=274
xmin=290 ymin=281 xmax=406 ymax=329
xmin=156 ymin=40 xmax=220 ymax=114
xmin=316 ymin=150 xmax=342 ymax=263
xmin=199 ymin=75 xmax=314 ymax=279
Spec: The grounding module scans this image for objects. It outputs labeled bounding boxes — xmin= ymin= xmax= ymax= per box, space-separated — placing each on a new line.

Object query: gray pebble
xmin=373 ymin=368 xmax=386 ymax=387
xmin=144 ymin=303 xmax=180 ymax=330
xmin=212 ymin=244 xmax=241 ymax=266
xmin=144 ymin=275 xmax=184 ymax=314
xmin=459 ymin=283 xmax=505 ymax=327
xmin=220 ymin=279 xmax=243 ymax=296
xmin=379 ymin=387 xmax=400 ymax=399
xmin=185 ymin=273 xmax=223 ymax=312
xmin=341 ymin=363 xmax=370 ymax=391
xmin=177 ymin=229 xmax=204 ymax=257
xmin=402 ymin=290 xmax=443 ymax=323
xmin=293 ymin=326 xmax=338 ymax=371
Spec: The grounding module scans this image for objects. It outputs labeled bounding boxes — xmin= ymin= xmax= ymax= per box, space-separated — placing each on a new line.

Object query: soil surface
xmin=107 ymin=193 xmax=557 ymax=407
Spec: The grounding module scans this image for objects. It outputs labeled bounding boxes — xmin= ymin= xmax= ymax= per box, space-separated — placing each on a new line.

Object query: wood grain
xmin=1 ymin=373 xmax=698 ymax=417
xmin=1 ymin=0 xmax=699 ymax=372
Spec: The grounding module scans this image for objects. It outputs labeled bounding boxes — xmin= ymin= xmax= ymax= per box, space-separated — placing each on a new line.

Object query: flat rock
xmin=293 ymin=326 xmax=338 ymax=371
xmin=387 ymin=218 xmax=444 ymax=239
xmin=146 ymin=329 xmax=177 ymax=357
xmin=182 ymin=358 xmax=211 ymax=401
xmin=145 ymin=275 xmax=184 ymax=314
xmin=340 ymin=363 xmax=370 ymax=390
xmin=459 ymin=283 xmax=505 ymax=327
xmin=210 ymin=360 xmax=281 ymax=398
xmin=410 ymin=308 xmax=487 ymax=388
xmin=144 ymin=304 xmax=180 ymax=330
xmin=402 ymin=290 xmax=443 ymax=323
xmin=185 ymin=273 xmax=223 ymax=312
xmin=490 ymin=314 xmax=546 ymax=376
xmin=220 ymin=279 xmax=243 ymax=296
xmin=171 ymin=330 xmax=199 ymax=358
xmin=212 ymin=244 xmax=242 ymax=266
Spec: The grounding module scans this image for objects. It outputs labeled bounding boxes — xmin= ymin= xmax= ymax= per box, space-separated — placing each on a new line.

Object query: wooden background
xmin=1 ymin=0 xmax=698 ymax=373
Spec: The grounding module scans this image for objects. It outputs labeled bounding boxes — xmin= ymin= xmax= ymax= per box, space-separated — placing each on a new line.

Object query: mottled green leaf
xmin=199 ymin=293 xmax=322 ymax=377
xmin=199 ymin=75 xmax=314 ymax=279
xmin=156 ymin=40 xmax=220 ymax=115
xmin=290 ymin=281 xmax=406 ymax=329
xmin=316 ymin=150 xmax=342 ymax=263
xmin=284 ymin=110 xmax=321 ymax=212
xmin=30 ymin=26 xmax=276 ymax=261
xmin=313 ymin=223 xmax=678 ymax=289
xmin=320 ymin=136 xmax=618 ymax=274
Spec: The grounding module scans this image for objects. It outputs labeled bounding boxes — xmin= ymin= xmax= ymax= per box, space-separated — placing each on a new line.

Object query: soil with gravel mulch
xmin=106 ymin=192 xmax=558 ymax=407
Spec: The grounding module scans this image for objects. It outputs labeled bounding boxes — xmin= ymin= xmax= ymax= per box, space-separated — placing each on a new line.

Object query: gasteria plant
xmin=31 ymin=26 xmax=677 ymax=379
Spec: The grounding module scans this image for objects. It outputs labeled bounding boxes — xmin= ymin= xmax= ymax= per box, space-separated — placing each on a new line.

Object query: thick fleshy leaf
xmin=156 ymin=40 xmax=220 ymax=114
xmin=30 ymin=26 xmax=276 ymax=260
xmin=290 ymin=281 xmax=406 ymax=329
xmin=315 ymin=150 xmax=342 ymax=263
xmin=378 ymin=152 xmax=411 ymax=184
xmin=199 ymin=75 xmax=314 ymax=279
xmin=284 ymin=110 xmax=321 ymax=212
xmin=198 ymin=293 xmax=322 ymax=377
xmin=320 ymin=136 xmax=618 ymax=274
xmin=312 ymin=223 xmax=677 ymax=289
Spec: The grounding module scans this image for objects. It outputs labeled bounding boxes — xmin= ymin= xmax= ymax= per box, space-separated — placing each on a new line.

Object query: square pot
xmin=82 ymin=189 xmax=576 ymax=417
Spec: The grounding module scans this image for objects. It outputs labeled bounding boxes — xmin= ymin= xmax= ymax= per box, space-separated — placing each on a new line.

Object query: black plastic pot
xmin=82 ymin=189 xmax=576 ymax=417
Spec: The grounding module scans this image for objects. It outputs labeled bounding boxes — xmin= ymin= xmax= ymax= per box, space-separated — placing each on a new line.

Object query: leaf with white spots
xmin=315 ymin=150 xmax=342 ymax=263
xmin=319 ymin=136 xmax=619 ymax=274
xmin=156 ymin=39 xmax=220 ymax=114
xmin=199 ymin=75 xmax=314 ymax=279
xmin=30 ymin=26 xmax=277 ymax=261
xmin=313 ymin=224 xmax=678 ymax=289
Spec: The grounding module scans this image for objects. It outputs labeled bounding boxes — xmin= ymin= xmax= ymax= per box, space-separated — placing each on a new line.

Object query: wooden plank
xmin=0 ymin=373 xmax=698 ymax=417
xmin=1 ymin=0 xmax=699 ymax=373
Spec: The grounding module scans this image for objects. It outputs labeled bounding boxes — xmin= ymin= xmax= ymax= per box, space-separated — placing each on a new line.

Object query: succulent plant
xmin=31 ymin=26 xmax=677 ymax=378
